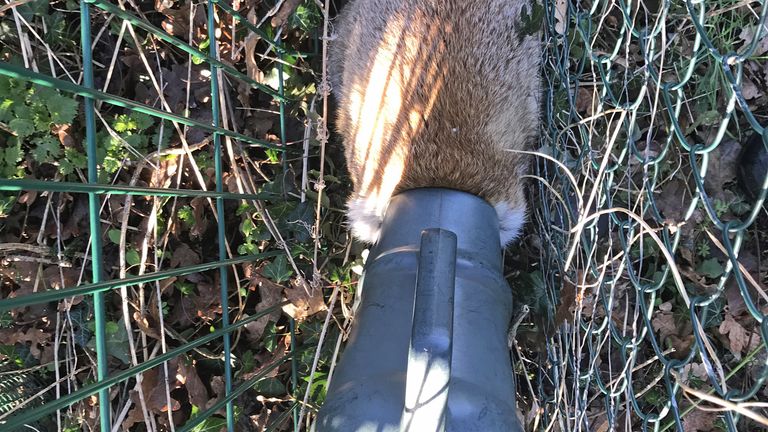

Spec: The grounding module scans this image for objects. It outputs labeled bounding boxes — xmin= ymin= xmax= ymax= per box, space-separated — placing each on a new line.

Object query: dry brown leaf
xmin=652 ymin=302 xmax=677 ymax=341
xmin=0 ymin=261 xmax=40 ymax=297
xmin=207 ymin=375 xmax=226 ymax=410
xmin=177 ymin=360 xmax=209 ymax=409
xmin=0 ymin=328 xmax=48 ymax=359
xmin=554 ymin=282 xmax=576 ymax=327
xmin=651 ymin=302 xmax=694 ymax=358
xmin=704 ymin=140 xmax=741 ymax=199
xmin=193 ymin=282 xmax=222 ymax=321
xmin=655 ymin=179 xmax=692 ymax=222
xmin=719 ymin=313 xmax=748 ymax=359
xmin=160 ymin=0 xmax=206 ymax=38
xmin=170 ymin=243 xmax=201 ymax=268
xmin=122 ymin=401 xmax=147 ymax=430
xmin=244 ymin=35 xmax=263 ymax=85
xmin=682 ymin=407 xmax=720 ymax=432
xmin=244 ymin=276 xmax=284 ymax=343
xmin=143 ymin=363 xmax=182 ymax=414
xmin=133 ymin=311 xmax=163 ymax=340
xmin=189 ymin=197 xmax=209 ymax=239
xmin=725 ymin=282 xmax=747 ymax=316
xmin=43 ymin=265 xmax=79 ymax=290
xmin=681 ymin=362 xmax=708 ymax=384
xmin=53 ymin=124 xmax=74 ymax=148
xmin=575 ymin=88 xmax=594 ymax=115
xmin=741 ymin=76 xmax=761 ymax=100
xmin=739 ymin=25 xmax=768 ymax=57
xmin=17 ymin=190 xmax=36 ymax=206
xmin=282 ymin=278 xmax=327 ymax=321
xmin=149 ymin=156 xmax=178 ymax=189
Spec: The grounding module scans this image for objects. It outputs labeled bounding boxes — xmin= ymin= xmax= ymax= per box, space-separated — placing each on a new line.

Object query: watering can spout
xmin=316 ymin=188 xmax=523 ymax=432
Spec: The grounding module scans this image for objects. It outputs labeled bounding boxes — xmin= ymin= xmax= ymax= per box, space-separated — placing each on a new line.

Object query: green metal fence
xmin=0 ymin=0 xmax=334 ymax=431
xmin=527 ymin=0 xmax=768 ymax=430
xmin=3 ymin=0 xmax=768 ymax=431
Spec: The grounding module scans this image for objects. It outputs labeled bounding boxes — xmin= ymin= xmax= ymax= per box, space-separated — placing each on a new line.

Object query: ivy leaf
xmin=9 ymin=118 xmax=35 ymax=138
xmin=105 ymin=319 xmax=131 ymax=364
xmin=263 ymin=255 xmax=293 ymax=283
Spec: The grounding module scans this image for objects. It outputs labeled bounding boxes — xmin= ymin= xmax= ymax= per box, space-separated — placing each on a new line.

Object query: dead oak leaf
xmin=282 ymin=278 xmax=326 ymax=321
xmin=719 ymin=313 xmax=749 ymax=359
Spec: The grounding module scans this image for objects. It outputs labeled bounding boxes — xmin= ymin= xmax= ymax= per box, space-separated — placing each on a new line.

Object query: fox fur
xmin=330 ymin=0 xmax=541 ymax=246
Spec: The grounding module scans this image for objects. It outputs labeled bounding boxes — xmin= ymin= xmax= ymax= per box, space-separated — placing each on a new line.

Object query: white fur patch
xmin=494 ymin=202 xmax=526 ymax=246
xmin=346 ymin=197 xmax=386 ymax=243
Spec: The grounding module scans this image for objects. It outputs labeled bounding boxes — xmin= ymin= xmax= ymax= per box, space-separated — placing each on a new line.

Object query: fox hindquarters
xmin=330 ymin=0 xmax=541 ymax=246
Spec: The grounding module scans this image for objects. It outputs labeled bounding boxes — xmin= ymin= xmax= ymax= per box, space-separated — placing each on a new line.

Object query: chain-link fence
xmin=1 ymin=0 xmax=767 ymax=431
xmin=523 ymin=0 xmax=768 ymax=430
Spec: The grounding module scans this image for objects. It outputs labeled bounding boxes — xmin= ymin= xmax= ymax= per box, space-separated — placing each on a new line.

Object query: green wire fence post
xmin=206 ymin=2 xmax=236 ymax=431
xmin=80 ymin=2 xmax=110 ymax=430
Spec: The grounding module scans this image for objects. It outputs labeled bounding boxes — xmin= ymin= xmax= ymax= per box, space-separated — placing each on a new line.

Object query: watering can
xmin=315 ymin=188 xmax=523 ymax=432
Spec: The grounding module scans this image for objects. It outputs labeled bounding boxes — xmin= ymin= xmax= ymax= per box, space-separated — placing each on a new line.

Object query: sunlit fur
xmin=330 ymin=0 xmax=541 ymax=246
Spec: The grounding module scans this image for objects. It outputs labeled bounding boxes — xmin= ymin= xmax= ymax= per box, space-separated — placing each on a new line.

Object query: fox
xmin=329 ymin=0 xmax=541 ymax=246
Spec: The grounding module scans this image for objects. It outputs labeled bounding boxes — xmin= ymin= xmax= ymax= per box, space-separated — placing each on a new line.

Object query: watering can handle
xmin=401 ymin=228 xmax=457 ymax=432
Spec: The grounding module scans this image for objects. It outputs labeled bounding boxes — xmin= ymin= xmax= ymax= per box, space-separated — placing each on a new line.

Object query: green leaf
xmin=131 ymin=112 xmax=154 ymax=130
xmin=697 ymin=258 xmax=723 ymax=279
xmin=263 ymin=255 xmax=293 ymax=283
xmin=189 ymin=415 xmax=227 ymax=432
xmin=177 ymin=205 xmax=194 ymax=225
xmin=104 ymin=321 xmax=119 ymax=335
xmin=103 ymin=155 xmax=121 ymax=174
xmin=59 ymin=148 xmax=87 ymax=176
xmin=107 ymin=229 xmax=122 ymax=245
xmin=113 ymin=114 xmax=137 ymax=133
xmin=106 ymin=319 xmax=131 ymax=364
xmin=241 ymin=218 xmax=255 ymax=237
xmin=9 ymin=118 xmax=34 ymax=137
xmin=252 ymin=377 xmax=286 ymax=397
xmin=0 ymin=98 xmax=14 ymax=122
xmin=2 ymin=140 xmax=23 ymax=177
xmin=125 ymin=248 xmax=141 ymax=267
xmin=31 ymin=135 xmax=62 ymax=162
xmin=48 ymin=94 xmax=78 ymax=124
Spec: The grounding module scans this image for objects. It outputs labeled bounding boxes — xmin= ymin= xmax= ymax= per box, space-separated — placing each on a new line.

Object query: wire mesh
xmin=0 ymin=1 xmax=333 ymax=431
xmin=3 ymin=0 xmax=768 ymax=431
xmin=527 ymin=0 xmax=768 ymax=430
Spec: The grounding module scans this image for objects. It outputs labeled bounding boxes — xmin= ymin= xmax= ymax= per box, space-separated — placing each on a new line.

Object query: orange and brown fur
xmin=330 ymin=0 xmax=541 ymax=246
